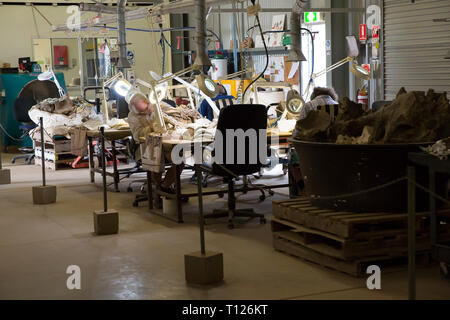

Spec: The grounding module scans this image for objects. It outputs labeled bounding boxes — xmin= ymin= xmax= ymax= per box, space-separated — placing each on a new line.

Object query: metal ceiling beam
xmin=79 ymin=3 xmax=118 ymax=14
xmin=53 ymin=0 xmax=234 ymax=31
xmin=210 ymin=7 xmax=366 ymax=13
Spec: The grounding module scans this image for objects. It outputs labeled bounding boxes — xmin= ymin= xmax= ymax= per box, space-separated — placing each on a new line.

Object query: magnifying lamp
xmin=38 ymin=67 xmax=65 ymax=98
xmin=196 ymin=73 xmax=219 ymax=98
xmin=286 ymin=89 xmax=305 ymax=115
xmin=103 ymin=72 xmax=132 ymax=97
xmin=149 ymin=65 xmax=219 ymax=99
xmin=350 ymin=63 xmax=371 ymax=81
xmin=148 ymin=71 xmax=169 ymax=104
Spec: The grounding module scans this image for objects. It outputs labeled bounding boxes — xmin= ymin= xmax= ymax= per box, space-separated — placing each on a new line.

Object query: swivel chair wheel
xmin=227 ymin=222 xmax=234 ymax=229
xmin=202 ymin=181 xmax=208 ymax=188
xmin=11 ymin=159 xmax=16 ymax=164
xmin=260 ymin=217 xmax=267 ymax=224
xmin=218 ymin=193 xmax=224 ymax=198
xmin=132 ymin=201 xmax=139 ymax=207
xmin=127 ymin=187 xmax=133 ymax=193
xmin=269 ymin=190 xmax=275 ymax=196
xmin=259 ymin=194 xmax=266 ymax=201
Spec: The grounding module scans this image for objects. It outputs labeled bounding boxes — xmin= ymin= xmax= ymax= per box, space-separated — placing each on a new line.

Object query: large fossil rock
xmin=294 ymin=88 xmax=450 ymax=144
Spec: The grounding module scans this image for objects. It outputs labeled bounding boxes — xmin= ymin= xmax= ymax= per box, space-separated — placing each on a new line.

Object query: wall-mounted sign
xmin=127 ymin=50 xmax=135 ymax=66
xmin=372 ymin=25 xmax=380 ymax=39
xmin=304 ymin=12 xmax=323 ymax=23
xmin=325 ymin=39 xmax=332 ymax=56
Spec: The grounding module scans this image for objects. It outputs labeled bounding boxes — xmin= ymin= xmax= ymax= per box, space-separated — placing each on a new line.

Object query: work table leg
xmin=88 ymin=137 xmax=95 ymax=183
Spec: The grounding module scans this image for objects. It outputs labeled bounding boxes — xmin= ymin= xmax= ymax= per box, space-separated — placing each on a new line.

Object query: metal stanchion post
xmin=184 ymin=163 xmax=223 ymax=285
xmin=93 ymin=126 xmax=119 ymax=235
xmin=32 ymin=117 xmax=56 ymax=204
xmin=0 ymin=128 xmax=11 ymax=185
xmin=196 ymin=164 xmax=206 ymax=255
xmin=40 ymin=117 xmax=46 ymax=187
xmin=408 ymin=166 xmax=416 ymax=300
xmin=101 ymin=127 xmax=108 ymax=212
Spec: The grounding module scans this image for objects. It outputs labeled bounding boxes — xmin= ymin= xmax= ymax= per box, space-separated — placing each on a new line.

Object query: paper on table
xmin=288 ymin=62 xmax=299 ymax=79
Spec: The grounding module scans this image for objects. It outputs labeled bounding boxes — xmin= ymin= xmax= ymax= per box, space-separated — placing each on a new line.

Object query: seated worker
xmin=198 ymin=84 xmax=235 ymax=121
xmin=127 ymin=92 xmax=183 ymax=198
xmin=292 ymin=86 xmax=339 ymax=141
xmin=297 ymin=86 xmax=339 ymax=121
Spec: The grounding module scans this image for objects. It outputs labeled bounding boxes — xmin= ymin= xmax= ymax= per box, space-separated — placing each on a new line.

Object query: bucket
xmin=291 ymin=139 xmax=447 ymax=213
xmin=211 ymin=58 xmax=228 ymax=81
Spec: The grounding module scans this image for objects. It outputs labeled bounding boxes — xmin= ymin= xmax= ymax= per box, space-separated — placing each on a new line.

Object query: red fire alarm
xmin=360 ymin=24 xmax=367 ymax=42
xmin=53 ymin=45 xmax=68 ymax=67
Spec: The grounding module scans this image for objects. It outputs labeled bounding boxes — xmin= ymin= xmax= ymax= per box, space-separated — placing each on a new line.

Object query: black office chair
xmin=198 ymin=104 xmax=268 ymax=229
xmin=11 ymin=97 xmax=38 ymax=164
xmin=11 ymin=79 xmax=60 ymax=164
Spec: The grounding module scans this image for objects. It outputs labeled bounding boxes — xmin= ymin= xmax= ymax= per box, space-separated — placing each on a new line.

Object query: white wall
xmin=0 ymin=4 xmax=170 ymax=85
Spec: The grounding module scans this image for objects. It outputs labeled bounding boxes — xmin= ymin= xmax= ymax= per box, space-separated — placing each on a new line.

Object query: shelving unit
xmin=33 ymin=138 xmax=78 ymax=171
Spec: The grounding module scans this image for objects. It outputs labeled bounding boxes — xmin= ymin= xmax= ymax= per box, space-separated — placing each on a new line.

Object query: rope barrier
xmin=309 ymin=176 xmax=408 ymax=201
xmin=413 ymin=180 xmax=450 ymax=206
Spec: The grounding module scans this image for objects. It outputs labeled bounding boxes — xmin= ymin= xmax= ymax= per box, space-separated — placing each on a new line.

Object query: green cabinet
xmin=0 ymin=73 xmax=66 ymax=148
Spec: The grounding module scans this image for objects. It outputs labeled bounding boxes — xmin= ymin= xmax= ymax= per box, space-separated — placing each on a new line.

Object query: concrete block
xmin=185 ymin=251 xmax=224 ymax=285
xmin=93 ymin=210 xmax=119 ymax=235
xmin=32 ymin=185 xmax=57 ymax=204
xmin=0 ymin=169 xmax=11 ymax=185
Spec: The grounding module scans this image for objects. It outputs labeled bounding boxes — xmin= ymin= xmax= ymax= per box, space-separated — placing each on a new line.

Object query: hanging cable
xmin=31 ymin=6 xmax=41 ymax=38
xmin=0 ymin=123 xmax=27 ymax=142
xmin=242 ymin=0 xmax=269 ymax=101
xmin=300 ymin=27 xmax=315 ymax=100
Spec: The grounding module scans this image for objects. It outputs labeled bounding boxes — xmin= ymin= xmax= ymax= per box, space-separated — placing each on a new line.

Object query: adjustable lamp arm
xmin=51 ymin=69 xmax=66 ymax=98
xmin=312 ymin=56 xmax=354 ymax=80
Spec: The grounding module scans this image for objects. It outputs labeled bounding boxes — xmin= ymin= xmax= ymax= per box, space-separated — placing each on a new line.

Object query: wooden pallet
xmin=273 ymin=235 xmax=429 ymax=277
xmin=272 ymin=198 xmax=450 ymax=238
xmin=272 ymin=218 xmax=450 ymax=260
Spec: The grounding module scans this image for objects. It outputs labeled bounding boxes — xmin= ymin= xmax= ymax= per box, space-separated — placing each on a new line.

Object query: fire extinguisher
xmin=357 ymin=87 xmax=369 ymax=108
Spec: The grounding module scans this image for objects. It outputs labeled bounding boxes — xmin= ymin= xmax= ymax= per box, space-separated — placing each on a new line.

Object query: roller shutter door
xmin=384 ymin=0 xmax=450 ymax=100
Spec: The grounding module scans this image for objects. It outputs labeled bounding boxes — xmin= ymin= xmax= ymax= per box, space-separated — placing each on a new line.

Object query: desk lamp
xmin=37 ymin=67 xmax=65 ymax=98
xmin=287 ymin=36 xmax=371 ymax=115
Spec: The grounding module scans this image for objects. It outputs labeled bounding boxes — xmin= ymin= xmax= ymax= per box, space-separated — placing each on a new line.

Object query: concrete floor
xmin=0 ymin=153 xmax=449 ymax=300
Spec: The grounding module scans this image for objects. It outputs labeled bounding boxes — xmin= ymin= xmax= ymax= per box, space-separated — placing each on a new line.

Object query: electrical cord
xmin=0 ymin=123 xmax=27 ymax=141
xmin=301 ymin=27 xmax=315 ymax=100
xmin=243 ymin=0 xmax=269 ymax=101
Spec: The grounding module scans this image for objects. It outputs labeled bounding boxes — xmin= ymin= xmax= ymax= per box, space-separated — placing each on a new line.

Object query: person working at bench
xmin=127 ymin=92 xmax=182 ymax=197
xmin=297 ymin=87 xmax=339 ymax=121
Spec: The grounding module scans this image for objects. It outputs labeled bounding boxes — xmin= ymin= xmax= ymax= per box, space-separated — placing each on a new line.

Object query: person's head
xmin=129 ymin=92 xmax=153 ymax=115
xmin=311 ymin=87 xmax=339 ymax=101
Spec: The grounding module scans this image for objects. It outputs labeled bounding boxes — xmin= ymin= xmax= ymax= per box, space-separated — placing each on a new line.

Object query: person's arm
xmin=128 ymin=112 xmax=154 ymax=142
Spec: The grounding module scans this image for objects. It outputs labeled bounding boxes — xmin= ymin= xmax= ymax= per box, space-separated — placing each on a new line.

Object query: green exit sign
xmin=304 ymin=12 xmax=322 ymax=23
